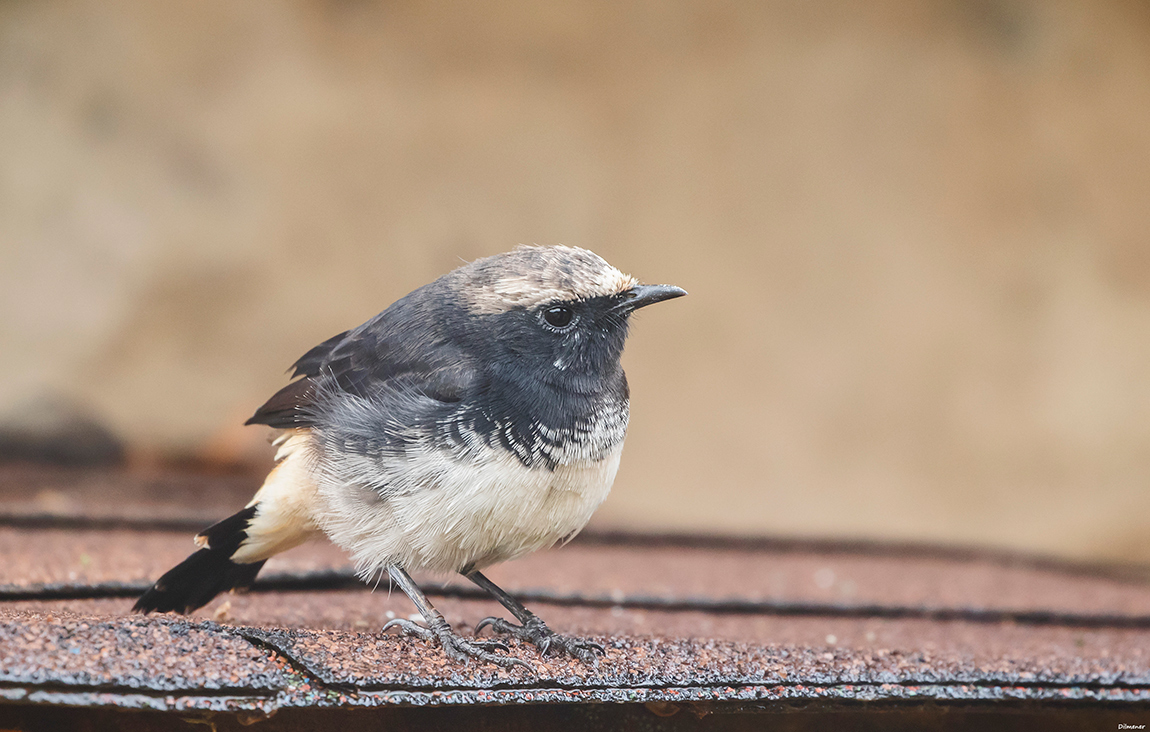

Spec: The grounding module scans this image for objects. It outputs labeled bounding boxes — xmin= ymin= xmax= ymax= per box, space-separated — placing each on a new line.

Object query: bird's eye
xmin=542 ymin=305 xmax=575 ymax=329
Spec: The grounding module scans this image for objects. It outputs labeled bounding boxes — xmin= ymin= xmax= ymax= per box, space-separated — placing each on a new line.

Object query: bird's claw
xmin=382 ymin=617 xmax=433 ymax=640
xmin=475 ymin=615 xmax=604 ymax=666
xmin=383 ymin=617 xmax=529 ymax=670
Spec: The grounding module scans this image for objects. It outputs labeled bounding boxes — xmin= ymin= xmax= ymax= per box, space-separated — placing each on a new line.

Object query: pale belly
xmin=313 ymin=441 xmax=623 ymax=577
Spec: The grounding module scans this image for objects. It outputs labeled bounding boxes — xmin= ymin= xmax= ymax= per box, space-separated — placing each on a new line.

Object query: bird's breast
xmin=312 ymin=408 xmax=627 ymax=575
xmin=465 ymin=388 xmax=630 ymax=471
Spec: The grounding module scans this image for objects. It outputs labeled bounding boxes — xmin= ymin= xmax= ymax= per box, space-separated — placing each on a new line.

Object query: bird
xmin=133 ymin=245 xmax=686 ymax=667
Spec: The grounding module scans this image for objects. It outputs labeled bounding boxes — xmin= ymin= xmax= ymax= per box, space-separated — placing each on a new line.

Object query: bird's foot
xmin=383 ymin=617 xmax=531 ymax=670
xmin=475 ymin=615 xmax=604 ymax=666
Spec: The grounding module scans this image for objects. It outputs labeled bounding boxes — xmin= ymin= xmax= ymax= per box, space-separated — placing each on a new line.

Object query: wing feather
xmin=245 ymin=310 xmax=473 ymax=429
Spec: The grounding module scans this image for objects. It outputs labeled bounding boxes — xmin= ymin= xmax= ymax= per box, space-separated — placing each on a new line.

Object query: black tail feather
xmin=134 ymin=506 xmax=266 ymax=615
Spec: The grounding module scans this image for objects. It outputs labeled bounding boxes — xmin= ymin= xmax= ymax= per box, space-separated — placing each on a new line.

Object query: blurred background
xmin=1 ymin=0 xmax=1148 ymax=563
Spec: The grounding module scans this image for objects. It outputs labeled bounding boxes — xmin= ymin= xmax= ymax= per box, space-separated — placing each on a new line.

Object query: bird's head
xmin=449 ymin=245 xmax=685 ymax=390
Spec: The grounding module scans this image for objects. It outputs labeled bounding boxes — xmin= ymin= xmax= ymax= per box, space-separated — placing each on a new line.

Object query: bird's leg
xmin=381 ymin=565 xmax=530 ymax=670
xmin=467 ymin=570 xmax=605 ymax=665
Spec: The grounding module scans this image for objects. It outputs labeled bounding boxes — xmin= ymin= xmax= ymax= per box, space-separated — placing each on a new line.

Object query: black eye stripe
xmin=542 ymin=305 xmax=575 ymax=329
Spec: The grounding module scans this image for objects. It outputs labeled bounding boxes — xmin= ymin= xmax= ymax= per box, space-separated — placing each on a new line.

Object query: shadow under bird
xmin=134 ymin=245 xmax=686 ymax=667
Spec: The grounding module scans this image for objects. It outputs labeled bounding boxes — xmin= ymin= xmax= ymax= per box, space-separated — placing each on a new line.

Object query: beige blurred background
xmin=2 ymin=0 xmax=1148 ymax=561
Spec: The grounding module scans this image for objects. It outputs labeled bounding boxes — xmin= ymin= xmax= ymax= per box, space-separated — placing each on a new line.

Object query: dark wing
xmin=246 ymin=316 xmax=472 ymax=429
xmin=244 ymin=377 xmax=316 ymax=428
xmin=290 ymin=330 xmax=349 ymax=378
xmin=245 ymin=329 xmax=350 ymax=428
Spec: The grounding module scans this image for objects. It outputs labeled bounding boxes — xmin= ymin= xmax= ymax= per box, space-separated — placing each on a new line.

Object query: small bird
xmin=134 ymin=245 xmax=685 ymax=667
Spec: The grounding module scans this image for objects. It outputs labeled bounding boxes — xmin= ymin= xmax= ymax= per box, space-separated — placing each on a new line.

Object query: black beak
xmin=617 ymin=284 xmax=687 ymax=313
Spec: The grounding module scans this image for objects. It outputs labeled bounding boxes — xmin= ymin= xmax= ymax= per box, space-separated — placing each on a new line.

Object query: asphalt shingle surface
xmin=1 ymin=465 xmax=1149 ymax=720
